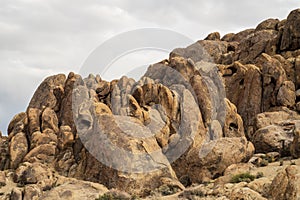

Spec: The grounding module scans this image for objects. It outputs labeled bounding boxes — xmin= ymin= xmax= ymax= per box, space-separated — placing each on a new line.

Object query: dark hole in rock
xmin=271 ymin=77 xmax=276 ymax=85
xmin=228 ymin=66 xmax=237 ymax=74
xmin=239 ymin=79 xmax=244 ymax=86
xmin=229 ymin=123 xmax=238 ymax=131
xmin=223 ymin=66 xmax=238 ymax=77
xmin=227 ymin=45 xmax=236 ymax=52
xmin=179 ymin=175 xmax=192 ymax=187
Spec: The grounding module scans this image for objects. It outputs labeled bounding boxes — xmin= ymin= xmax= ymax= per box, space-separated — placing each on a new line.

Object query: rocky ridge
xmin=0 ymin=8 xmax=300 ymax=200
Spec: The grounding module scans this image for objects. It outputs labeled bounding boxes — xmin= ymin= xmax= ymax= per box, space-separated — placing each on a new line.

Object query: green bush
xmin=96 ymin=194 xmax=125 ymax=200
xmin=230 ymin=172 xmax=256 ymax=183
xmin=96 ymin=192 xmax=137 ymax=200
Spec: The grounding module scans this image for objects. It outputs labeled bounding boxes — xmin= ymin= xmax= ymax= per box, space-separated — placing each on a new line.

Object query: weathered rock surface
xmin=252 ymin=109 xmax=300 ymax=154
xmin=280 ymin=9 xmax=300 ymax=51
xmin=269 ymin=165 xmax=300 ymax=200
xmin=1 ymin=8 xmax=300 ymax=200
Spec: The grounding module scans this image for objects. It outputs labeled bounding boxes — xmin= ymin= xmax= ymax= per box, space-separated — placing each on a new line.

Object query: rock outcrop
xmin=1 ymin=8 xmax=300 ymax=200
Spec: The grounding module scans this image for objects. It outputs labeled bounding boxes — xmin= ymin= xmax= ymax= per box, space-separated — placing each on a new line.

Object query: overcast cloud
xmin=0 ymin=0 xmax=299 ymax=134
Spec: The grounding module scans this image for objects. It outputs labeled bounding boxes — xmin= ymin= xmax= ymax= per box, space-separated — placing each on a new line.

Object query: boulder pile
xmin=1 ymin=8 xmax=300 ymax=200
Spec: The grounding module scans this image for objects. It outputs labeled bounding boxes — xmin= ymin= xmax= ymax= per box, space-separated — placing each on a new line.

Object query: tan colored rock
xmin=23 ymin=144 xmax=56 ymax=163
xmin=128 ymin=95 xmax=146 ymax=122
xmin=27 ymin=108 xmax=41 ymax=135
xmin=9 ymin=132 xmax=28 ymax=169
xmin=7 ymin=112 xmax=27 ymax=136
xmin=30 ymin=129 xmax=57 ymax=150
xmin=74 ymin=114 xmax=177 ymax=196
xmin=235 ymin=30 xmax=278 ymax=63
xmin=23 ymin=185 xmax=41 ymax=200
xmin=227 ymin=29 xmax=255 ymax=43
xmin=277 ymin=81 xmax=296 ymax=107
xmin=205 ymin=32 xmax=221 ymax=41
xmin=57 ymin=126 xmax=74 ymax=150
xmin=7 ymin=10 xmax=300 ymax=197
xmin=255 ymin=109 xmax=300 ymax=130
xmin=221 ymin=62 xmax=262 ymax=136
xmin=28 ymin=74 xmax=66 ymax=110
xmin=256 ymin=53 xmax=287 ymax=111
xmin=102 ymin=189 xmax=131 ymax=200
xmin=10 ymin=188 xmax=23 ymax=200
xmin=55 ymin=148 xmax=75 ymax=177
xmin=94 ymin=102 xmax=112 ymax=115
xmin=186 ymin=137 xmax=254 ymax=182
xmin=253 ymin=109 xmax=300 ymax=153
xmin=0 ymin=171 xmax=6 ymax=187
xmin=40 ymin=176 xmax=108 ymax=200
xmin=172 ymin=40 xmax=228 ymax=64
xmin=59 ymin=72 xmax=82 ymax=131
xmin=0 ymin=136 xmax=9 ymax=170
xmin=252 ymin=125 xmax=292 ymax=153
xmin=256 ymin=18 xmax=279 ymax=31
xmin=13 ymin=162 xmax=54 ymax=185
xmin=221 ymin=33 xmax=235 ymax=42
xmin=273 ymin=54 xmax=295 ymax=83
xmin=190 ymin=74 xmax=213 ymax=125
xmin=230 ymin=187 xmax=267 ymax=200
xmin=280 ymin=9 xmax=300 ymax=51
xmin=224 ymin=99 xmax=245 ymax=137
xmin=291 ymin=125 xmax=300 ymax=158
xmin=96 ymin=80 xmax=110 ymax=100
xmin=296 ymin=102 xmax=300 ymax=112
xmin=41 ymin=107 xmax=59 ymax=133
xmin=224 ymin=163 xmax=256 ymax=177
xmin=296 ymin=55 xmax=300 ymax=89
xmin=269 ymin=165 xmax=300 ymax=200
xmin=247 ymin=177 xmax=272 ymax=197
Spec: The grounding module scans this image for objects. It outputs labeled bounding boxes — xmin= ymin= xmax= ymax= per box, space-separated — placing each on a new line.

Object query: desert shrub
xmin=96 ymin=193 xmax=115 ymax=200
xmin=230 ymin=172 xmax=255 ymax=183
xmin=96 ymin=193 xmax=132 ymax=200
xmin=260 ymin=159 xmax=269 ymax=167
xmin=279 ymin=160 xmax=284 ymax=166
xmin=256 ymin=172 xmax=264 ymax=179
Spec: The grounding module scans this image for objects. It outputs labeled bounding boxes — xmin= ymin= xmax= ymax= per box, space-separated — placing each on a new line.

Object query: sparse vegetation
xmin=96 ymin=193 xmax=134 ymax=200
xmin=230 ymin=173 xmax=256 ymax=183
xmin=256 ymin=172 xmax=264 ymax=179
xmin=291 ymin=160 xmax=296 ymax=165
xmin=180 ymin=190 xmax=205 ymax=198
xmin=157 ymin=185 xmax=179 ymax=196
xmin=260 ymin=159 xmax=269 ymax=167
xmin=96 ymin=193 xmax=115 ymax=200
xmin=280 ymin=160 xmax=284 ymax=166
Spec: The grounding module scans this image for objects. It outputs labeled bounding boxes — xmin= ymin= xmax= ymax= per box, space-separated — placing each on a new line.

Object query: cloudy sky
xmin=0 ymin=0 xmax=299 ymax=134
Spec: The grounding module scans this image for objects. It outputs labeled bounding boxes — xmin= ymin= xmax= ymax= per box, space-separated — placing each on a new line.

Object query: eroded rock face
xmin=1 ymin=53 xmax=252 ymax=196
xmin=269 ymin=165 xmax=300 ymax=200
xmin=28 ymin=74 xmax=66 ymax=110
xmin=291 ymin=123 xmax=300 ymax=158
xmin=2 ymin=8 xmax=300 ymax=199
xmin=220 ymin=61 xmax=262 ymax=136
xmin=188 ymin=137 xmax=254 ymax=182
xmin=252 ymin=109 xmax=300 ymax=154
xmin=9 ymin=132 xmax=28 ymax=169
xmin=280 ymin=9 xmax=300 ymax=51
xmin=235 ymin=30 xmax=278 ymax=63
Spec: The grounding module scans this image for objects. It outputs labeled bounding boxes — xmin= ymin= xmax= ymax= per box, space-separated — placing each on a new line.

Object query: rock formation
xmin=0 ymin=8 xmax=300 ymax=200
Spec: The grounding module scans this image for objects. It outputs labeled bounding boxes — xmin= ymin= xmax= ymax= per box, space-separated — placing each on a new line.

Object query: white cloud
xmin=0 ymin=0 xmax=299 ymax=134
